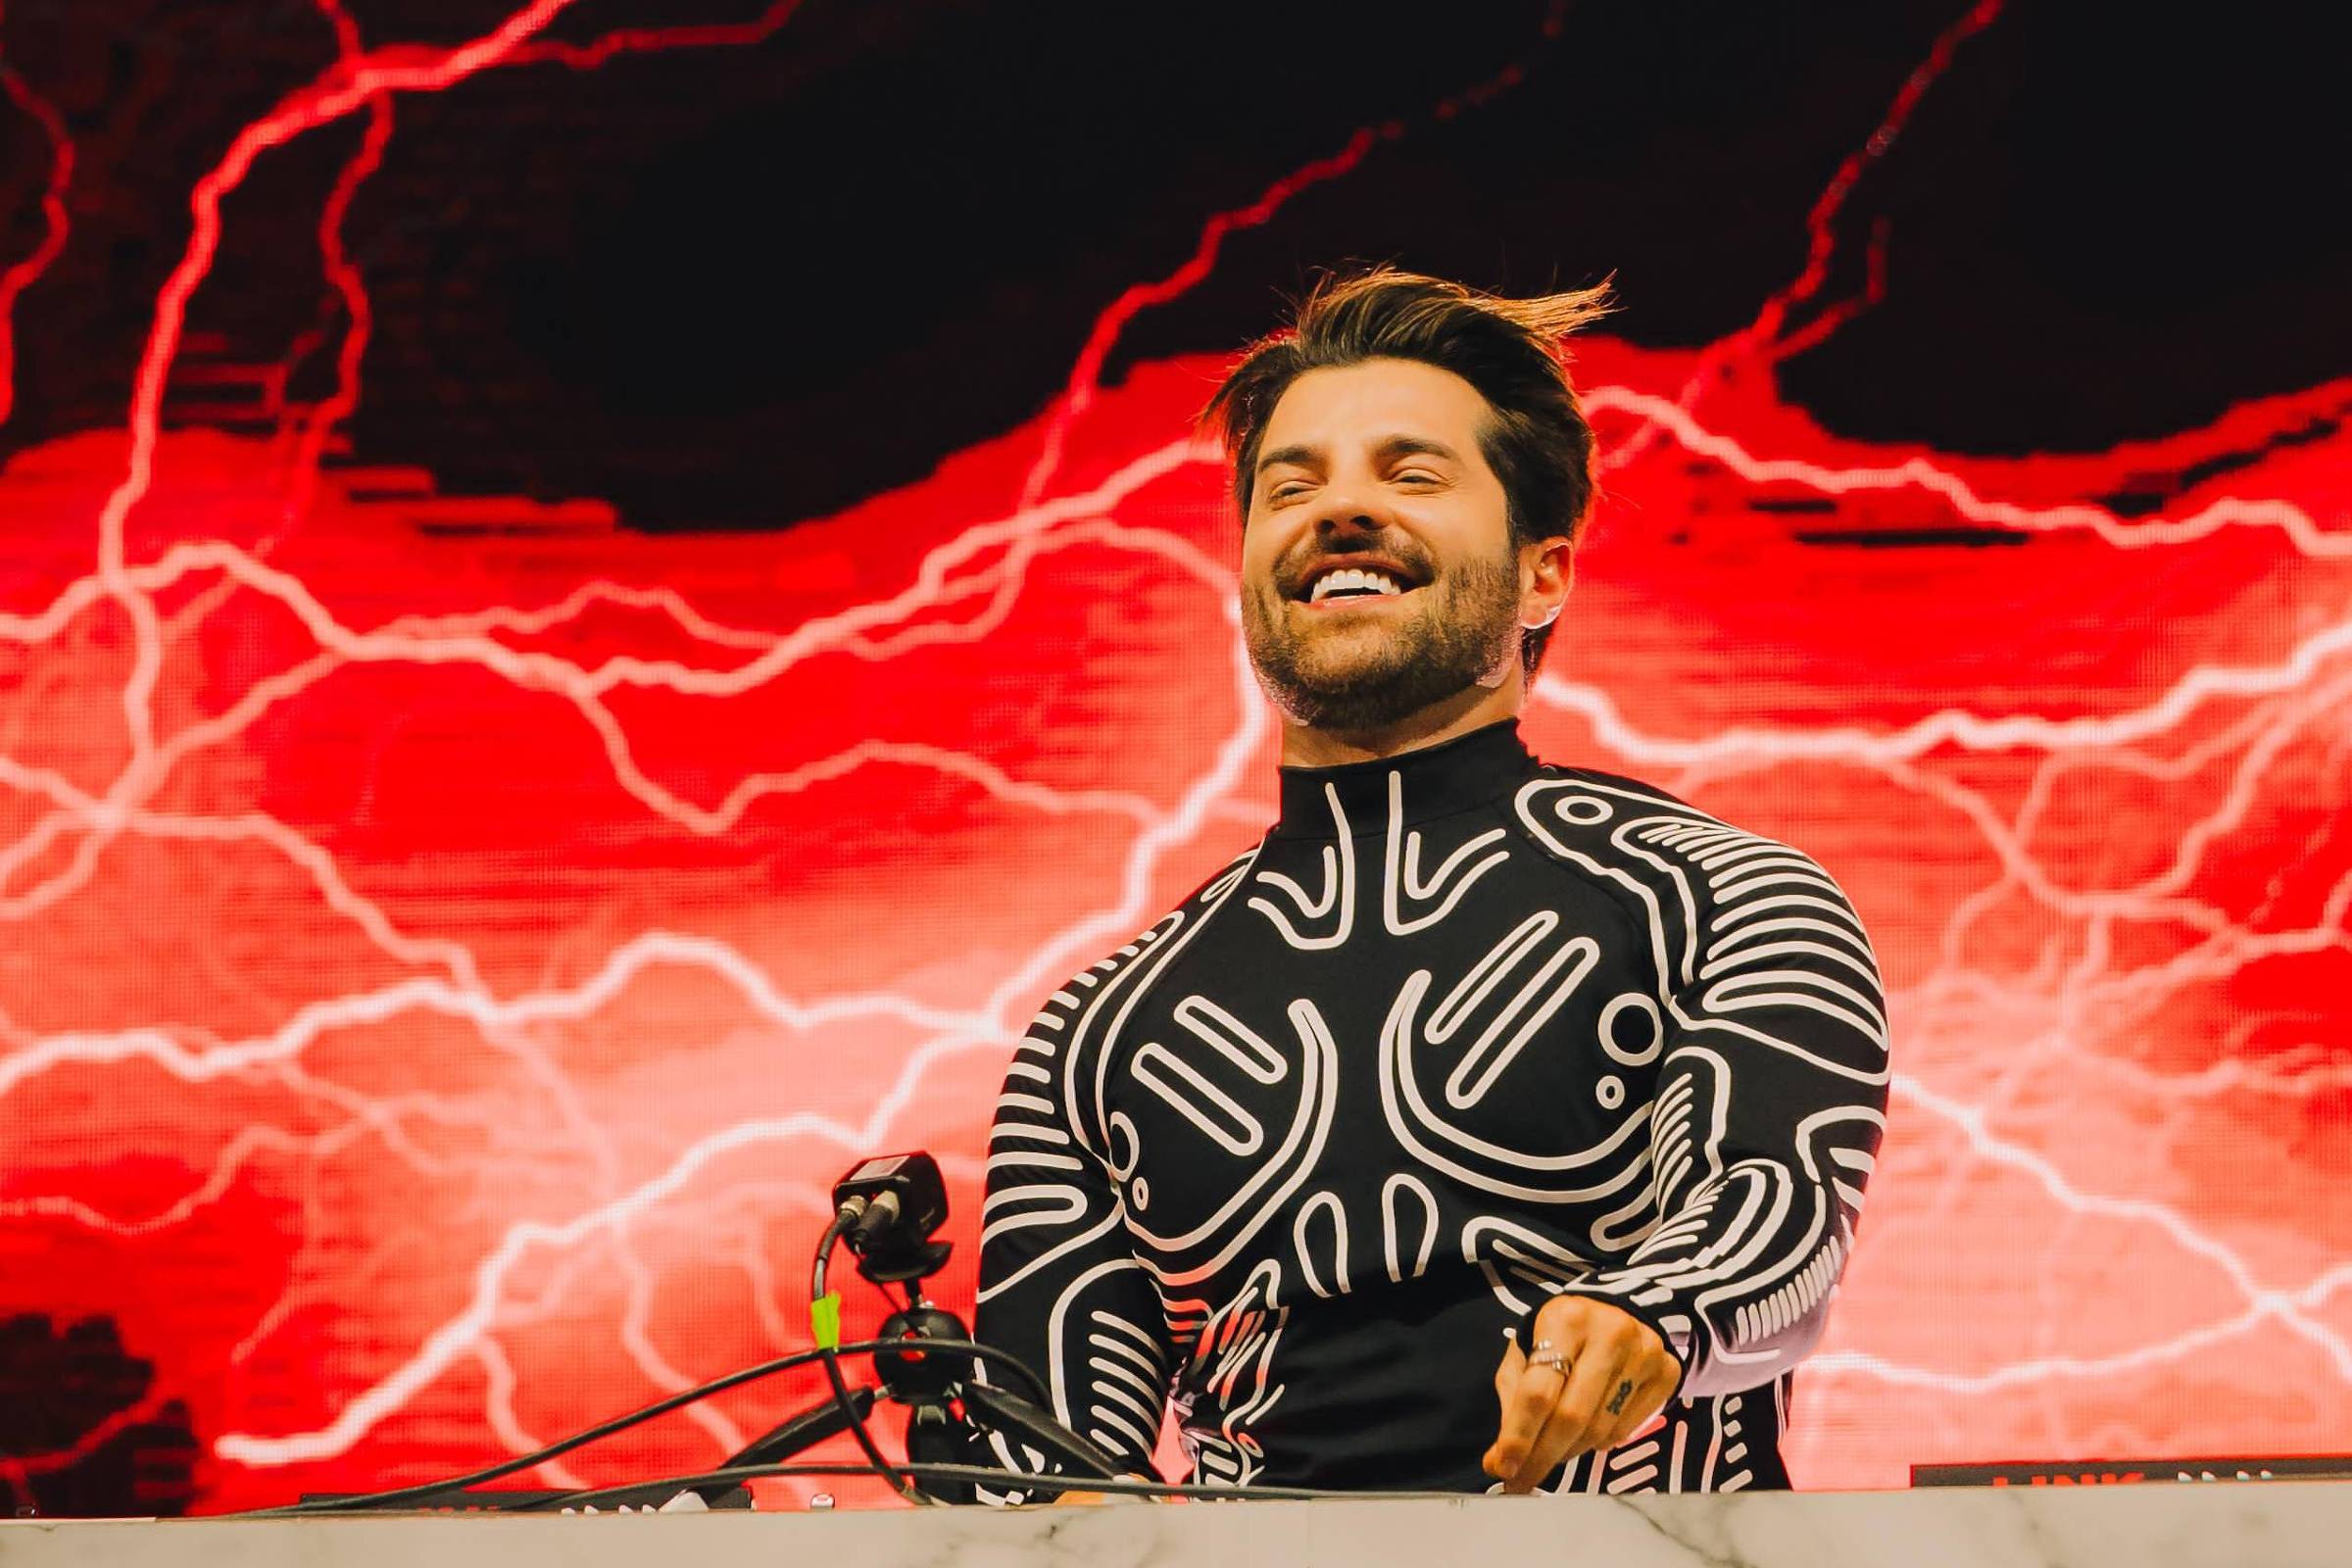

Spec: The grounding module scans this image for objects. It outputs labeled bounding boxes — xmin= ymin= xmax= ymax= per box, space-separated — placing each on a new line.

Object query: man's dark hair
xmin=1202 ymin=267 xmax=1611 ymax=676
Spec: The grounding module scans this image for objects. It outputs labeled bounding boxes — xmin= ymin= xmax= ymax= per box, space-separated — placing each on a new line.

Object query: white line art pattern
xmin=976 ymin=726 xmax=1886 ymax=1493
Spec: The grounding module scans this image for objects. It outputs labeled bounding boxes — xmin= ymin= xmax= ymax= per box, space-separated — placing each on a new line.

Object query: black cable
xmin=240 ymin=1336 xmax=1053 ymax=1517
xmin=809 ymin=1207 xmax=925 ymax=1505
xmin=527 ymin=1460 xmax=1470 ymax=1509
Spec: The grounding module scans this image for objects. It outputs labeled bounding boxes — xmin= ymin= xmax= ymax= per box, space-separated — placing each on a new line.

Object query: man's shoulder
xmin=1518 ymin=760 xmax=1714 ymax=818
xmin=1504 ymin=763 xmax=1879 ymax=1013
xmin=1507 ymin=761 xmax=1852 ymax=911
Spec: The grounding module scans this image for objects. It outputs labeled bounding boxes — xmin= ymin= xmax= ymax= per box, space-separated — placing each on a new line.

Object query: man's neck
xmin=1278 ymin=675 xmax=1525 ymax=768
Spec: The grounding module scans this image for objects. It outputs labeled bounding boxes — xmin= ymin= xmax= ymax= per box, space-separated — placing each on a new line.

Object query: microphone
xmin=830 ymin=1152 xmax=951 ymax=1282
xmin=692 ymin=1151 xmax=1115 ymax=1507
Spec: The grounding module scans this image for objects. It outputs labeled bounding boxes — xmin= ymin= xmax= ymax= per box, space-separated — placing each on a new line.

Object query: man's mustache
xmin=1271 ymin=542 xmax=1439 ymax=599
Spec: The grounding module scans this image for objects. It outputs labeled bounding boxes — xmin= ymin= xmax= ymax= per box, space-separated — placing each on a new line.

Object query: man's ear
xmin=1521 ymin=536 xmax=1575 ymax=629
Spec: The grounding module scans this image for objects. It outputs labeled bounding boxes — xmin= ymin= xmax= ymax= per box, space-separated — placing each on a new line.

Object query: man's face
xmin=1239 ymin=358 xmax=1533 ymax=732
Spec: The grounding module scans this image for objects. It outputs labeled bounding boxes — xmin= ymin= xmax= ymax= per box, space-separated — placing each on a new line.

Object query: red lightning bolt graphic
xmin=0 ymin=0 xmax=2343 ymax=1512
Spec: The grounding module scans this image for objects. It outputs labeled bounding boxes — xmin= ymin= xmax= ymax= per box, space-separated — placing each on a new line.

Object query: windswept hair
xmin=1202 ymin=267 xmax=1612 ymax=675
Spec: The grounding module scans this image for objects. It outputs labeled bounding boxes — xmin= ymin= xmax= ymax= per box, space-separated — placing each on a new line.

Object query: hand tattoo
xmin=1607 ymin=1380 xmax=1633 ymax=1415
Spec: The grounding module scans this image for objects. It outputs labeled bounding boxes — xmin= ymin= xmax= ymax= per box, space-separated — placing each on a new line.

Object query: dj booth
xmin=5 ymin=1485 xmax=2346 ymax=1568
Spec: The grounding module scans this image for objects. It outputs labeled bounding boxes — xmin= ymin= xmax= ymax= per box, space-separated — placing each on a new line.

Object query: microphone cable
xmin=241 ymin=1334 xmax=1052 ymax=1517
xmin=808 ymin=1198 xmax=924 ymax=1504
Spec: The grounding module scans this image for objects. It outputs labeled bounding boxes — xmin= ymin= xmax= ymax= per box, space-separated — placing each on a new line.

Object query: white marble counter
xmin=1 ymin=1485 xmax=2345 ymax=1568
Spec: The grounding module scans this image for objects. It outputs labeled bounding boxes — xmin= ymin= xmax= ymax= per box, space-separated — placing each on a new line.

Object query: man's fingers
xmin=1487 ymin=1351 xmax=1572 ymax=1489
xmin=1506 ymin=1342 xmax=1631 ymax=1492
xmin=1483 ymin=1377 xmax=1553 ymax=1480
xmin=1500 ymin=1349 xmax=1575 ymax=1470
xmin=1483 ymin=1332 xmax=1577 ymax=1481
xmin=1561 ymin=1345 xmax=1637 ymax=1466
xmin=1486 ymin=1303 xmax=1684 ymax=1486
xmin=1483 ymin=1337 xmax=1520 ymax=1481
xmin=1500 ymin=1369 xmax=1583 ymax=1494
xmin=1484 ymin=1301 xmax=1686 ymax=1489
xmin=1596 ymin=1370 xmax=1678 ymax=1452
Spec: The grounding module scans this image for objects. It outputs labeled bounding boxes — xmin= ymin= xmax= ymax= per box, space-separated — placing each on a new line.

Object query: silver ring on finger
xmin=1530 ymin=1349 xmax=1570 ymax=1375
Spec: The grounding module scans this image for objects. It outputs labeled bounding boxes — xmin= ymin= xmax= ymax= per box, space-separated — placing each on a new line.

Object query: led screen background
xmin=0 ymin=0 xmax=2346 ymax=1513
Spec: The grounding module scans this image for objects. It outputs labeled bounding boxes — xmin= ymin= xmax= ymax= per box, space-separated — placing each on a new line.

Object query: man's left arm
xmin=1487 ymin=843 xmax=1889 ymax=1489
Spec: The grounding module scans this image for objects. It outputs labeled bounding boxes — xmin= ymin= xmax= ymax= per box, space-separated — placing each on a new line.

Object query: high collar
xmin=1272 ymin=719 xmax=1537 ymax=840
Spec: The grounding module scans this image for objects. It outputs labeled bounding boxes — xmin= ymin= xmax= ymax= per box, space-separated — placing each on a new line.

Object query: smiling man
xmin=972 ymin=270 xmax=1890 ymax=1497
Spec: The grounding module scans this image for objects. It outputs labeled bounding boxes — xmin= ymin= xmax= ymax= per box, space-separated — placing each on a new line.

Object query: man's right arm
xmin=969 ymin=994 xmax=1173 ymax=1496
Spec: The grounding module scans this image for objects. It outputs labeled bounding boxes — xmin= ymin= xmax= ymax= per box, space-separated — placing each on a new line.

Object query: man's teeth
xmin=1308 ymin=567 xmax=1405 ymax=604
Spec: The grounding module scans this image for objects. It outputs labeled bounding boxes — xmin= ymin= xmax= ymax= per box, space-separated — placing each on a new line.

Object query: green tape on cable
xmin=810 ymin=1290 xmax=843 ymax=1349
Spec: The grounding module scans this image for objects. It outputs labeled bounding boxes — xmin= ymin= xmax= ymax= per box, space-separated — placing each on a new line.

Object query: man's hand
xmin=1482 ymin=1296 xmax=1681 ymax=1494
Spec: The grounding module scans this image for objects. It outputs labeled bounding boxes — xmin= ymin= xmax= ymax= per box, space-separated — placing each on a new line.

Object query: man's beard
xmin=1243 ymin=545 xmax=1522 ymax=733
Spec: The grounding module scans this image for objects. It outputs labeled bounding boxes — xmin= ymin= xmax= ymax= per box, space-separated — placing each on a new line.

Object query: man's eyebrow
xmin=1372 ymin=434 xmax=1463 ymax=465
xmin=1254 ymin=442 xmax=1321 ymax=478
xmin=1254 ymin=434 xmax=1463 ymax=478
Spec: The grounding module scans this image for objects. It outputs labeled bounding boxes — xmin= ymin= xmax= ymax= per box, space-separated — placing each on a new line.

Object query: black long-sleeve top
xmin=971 ymin=720 xmax=1888 ymax=1494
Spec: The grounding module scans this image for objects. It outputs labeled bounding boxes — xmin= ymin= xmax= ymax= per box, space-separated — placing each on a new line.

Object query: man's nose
xmin=1309 ymin=488 xmax=1390 ymax=538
